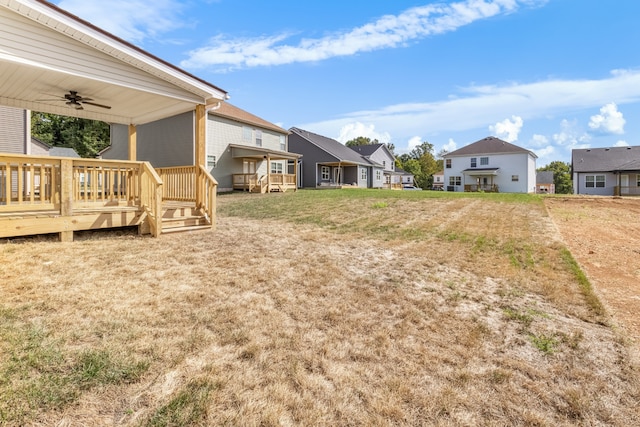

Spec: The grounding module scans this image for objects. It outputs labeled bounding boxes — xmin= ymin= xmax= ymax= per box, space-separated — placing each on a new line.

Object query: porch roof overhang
xmin=462 ymin=168 xmax=500 ymax=176
xmin=0 ymin=0 xmax=228 ymax=125
xmin=318 ymin=161 xmax=361 ymax=167
xmin=229 ymin=144 xmax=301 ymax=161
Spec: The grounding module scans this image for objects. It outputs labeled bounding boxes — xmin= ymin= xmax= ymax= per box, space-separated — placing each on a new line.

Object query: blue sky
xmin=52 ymin=0 xmax=640 ymax=165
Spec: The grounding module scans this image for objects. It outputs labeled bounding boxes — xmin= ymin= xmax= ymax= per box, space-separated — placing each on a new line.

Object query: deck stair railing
xmin=157 ymin=165 xmax=217 ymax=225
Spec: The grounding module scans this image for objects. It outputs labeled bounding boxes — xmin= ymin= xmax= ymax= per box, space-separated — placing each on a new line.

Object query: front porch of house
xmin=0 ymin=154 xmax=217 ymax=241
xmin=463 ymin=168 xmax=500 ymax=193
xmin=229 ymin=145 xmax=299 ymax=193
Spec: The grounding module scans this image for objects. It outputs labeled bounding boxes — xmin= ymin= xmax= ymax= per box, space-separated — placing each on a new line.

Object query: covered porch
xmin=0 ymin=0 xmax=226 ymax=241
xmin=316 ymin=161 xmax=361 ymax=189
xmin=614 ymin=171 xmax=640 ymax=196
xmin=229 ymin=145 xmax=300 ymax=193
xmin=463 ymin=168 xmax=500 ymax=193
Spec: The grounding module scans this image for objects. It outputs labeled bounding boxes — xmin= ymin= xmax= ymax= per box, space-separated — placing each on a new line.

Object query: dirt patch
xmin=545 ymin=196 xmax=640 ymax=347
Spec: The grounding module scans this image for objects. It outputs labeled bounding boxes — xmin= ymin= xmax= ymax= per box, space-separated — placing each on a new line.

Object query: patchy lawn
xmin=1 ymin=190 xmax=639 ymax=425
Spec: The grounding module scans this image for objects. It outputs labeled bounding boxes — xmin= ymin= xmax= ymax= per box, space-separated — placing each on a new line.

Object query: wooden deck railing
xmin=140 ymin=162 xmax=163 ymax=237
xmin=464 ymin=184 xmax=499 ymax=193
xmin=614 ymin=186 xmax=640 ymax=196
xmin=233 ymin=173 xmax=259 ymax=191
xmin=0 ymin=154 xmax=58 ymax=212
xmin=157 ymin=165 xmax=217 ymax=224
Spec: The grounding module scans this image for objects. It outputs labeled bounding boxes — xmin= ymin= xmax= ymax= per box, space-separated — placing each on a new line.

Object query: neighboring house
xmin=349 ymin=143 xmax=402 ymax=189
xmin=104 ymin=103 xmax=299 ymax=193
xmin=396 ymin=169 xmax=415 ymax=187
xmin=432 ymin=170 xmax=445 ymax=190
xmin=536 ymin=171 xmax=555 ymax=194
xmin=572 ymin=146 xmax=640 ymax=196
xmin=288 ymin=127 xmax=384 ymax=189
xmin=0 ymin=106 xmax=30 ymax=154
xmin=443 ymin=136 xmax=537 ymax=193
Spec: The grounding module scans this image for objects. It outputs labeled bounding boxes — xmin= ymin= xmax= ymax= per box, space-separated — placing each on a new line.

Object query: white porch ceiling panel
xmin=0 ymin=0 xmax=227 ymax=125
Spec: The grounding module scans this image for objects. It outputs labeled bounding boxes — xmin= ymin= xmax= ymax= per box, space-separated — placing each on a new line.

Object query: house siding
xmin=104 ymin=112 xmax=195 ymax=167
xmin=0 ymin=106 xmax=28 ymax=154
xmin=289 ymin=133 xmax=340 ymax=188
xmin=207 ymin=114 xmax=287 ymax=191
xmin=573 ymin=172 xmax=618 ymax=196
xmin=444 ymin=152 xmax=536 ymax=193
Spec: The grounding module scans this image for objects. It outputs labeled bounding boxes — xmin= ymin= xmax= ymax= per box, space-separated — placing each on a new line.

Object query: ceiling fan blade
xmin=82 ymin=101 xmax=111 ymax=110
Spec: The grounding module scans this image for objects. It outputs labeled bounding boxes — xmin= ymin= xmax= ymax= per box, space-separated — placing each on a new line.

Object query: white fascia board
xmin=5 ymin=0 xmax=227 ymax=101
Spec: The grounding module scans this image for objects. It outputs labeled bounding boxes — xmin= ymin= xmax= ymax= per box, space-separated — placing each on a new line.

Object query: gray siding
xmin=574 ymin=172 xmax=617 ymax=195
xmin=104 ymin=112 xmax=194 ymax=166
xmin=0 ymin=106 xmax=28 ymax=154
xmin=289 ymin=133 xmax=340 ymax=187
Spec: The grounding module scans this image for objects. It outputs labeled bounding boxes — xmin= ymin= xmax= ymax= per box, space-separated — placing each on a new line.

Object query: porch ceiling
xmin=229 ymin=144 xmax=301 ymax=161
xmin=462 ymin=168 xmax=499 ymax=176
xmin=0 ymin=0 xmax=227 ymax=125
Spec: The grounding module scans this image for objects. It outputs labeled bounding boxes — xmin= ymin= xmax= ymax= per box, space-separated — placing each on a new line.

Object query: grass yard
xmin=1 ymin=189 xmax=639 ymax=425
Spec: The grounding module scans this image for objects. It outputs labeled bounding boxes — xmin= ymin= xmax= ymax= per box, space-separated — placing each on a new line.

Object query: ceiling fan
xmin=39 ymin=91 xmax=111 ymax=110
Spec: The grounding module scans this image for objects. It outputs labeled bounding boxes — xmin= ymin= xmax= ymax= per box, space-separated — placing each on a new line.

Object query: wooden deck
xmin=232 ymin=173 xmax=297 ymax=193
xmin=0 ymin=154 xmax=217 ymax=241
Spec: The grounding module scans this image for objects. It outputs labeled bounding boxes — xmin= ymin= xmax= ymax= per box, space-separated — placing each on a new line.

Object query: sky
xmin=52 ymin=0 xmax=640 ymax=166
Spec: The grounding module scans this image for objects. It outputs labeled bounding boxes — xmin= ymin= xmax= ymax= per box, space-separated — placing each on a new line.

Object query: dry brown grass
xmin=1 ymin=190 xmax=639 ymax=426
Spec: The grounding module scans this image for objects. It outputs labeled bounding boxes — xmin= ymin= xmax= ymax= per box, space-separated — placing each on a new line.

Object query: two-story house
xmin=104 ymin=102 xmax=299 ymax=193
xmin=443 ymin=136 xmax=537 ymax=193
xmin=348 ymin=143 xmax=403 ymax=189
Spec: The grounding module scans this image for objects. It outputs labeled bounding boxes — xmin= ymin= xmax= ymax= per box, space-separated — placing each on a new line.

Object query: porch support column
xmin=128 ymin=124 xmax=137 ymax=161
xmin=266 ymin=154 xmax=271 ymax=193
xmin=294 ymin=157 xmax=298 ymax=192
xmin=195 ymin=104 xmax=206 ymax=207
xmin=59 ymin=159 xmax=74 ymax=242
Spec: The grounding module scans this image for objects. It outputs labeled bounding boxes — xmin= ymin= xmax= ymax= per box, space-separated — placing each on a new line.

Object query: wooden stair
xmin=161 ymin=202 xmax=211 ymax=234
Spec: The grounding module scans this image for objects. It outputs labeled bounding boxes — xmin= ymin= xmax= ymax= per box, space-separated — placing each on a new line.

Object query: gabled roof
xmin=446 ymin=136 xmax=537 ymax=158
xmin=210 ymin=103 xmax=288 ymax=135
xmin=1 ymin=0 xmax=228 ymax=124
xmin=289 ymin=127 xmax=371 ymax=166
xmin=49 ymin=146 xmax=80 ymax=158
xmin=536 ymin=171 xmax=554 ymax=184
xmin=572 ymin=146 xmax=640 ymax=172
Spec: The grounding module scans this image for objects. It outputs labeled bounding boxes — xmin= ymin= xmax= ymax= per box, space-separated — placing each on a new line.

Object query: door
xmin=621 ymin=175 xmax=629 ymax=194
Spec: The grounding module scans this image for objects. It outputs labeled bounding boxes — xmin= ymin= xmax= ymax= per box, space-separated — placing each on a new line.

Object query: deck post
xmin=195 ymin=104 xmax=206 ymax=208
xmin=128 ymin=124 xmax=137 ymax=161
xmin=294 ymin=157 xmax=298 ymax=192
xmin=266 ymin=154 xmax=271 ymax=193
xmin=59 ymin=159 xmax=74 ymax=242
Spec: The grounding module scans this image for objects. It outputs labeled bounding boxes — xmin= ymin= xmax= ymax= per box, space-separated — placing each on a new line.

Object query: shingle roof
xmin=572 ymin=146 xmax=640 ymax=172
xmin=536 ymin=171 xmax=554 ymax=184
xmin=49 ymin=147 xmax=80 ymax=158
xmin=211 ymin=103 xmax=288 ymax=135
xmin=289 ymin=127 xmax=371 ymax=165
xmin=446 ymin=136 xmax=536 ymax=158
xmin=349 ymin=143 xmax=384 ymax=156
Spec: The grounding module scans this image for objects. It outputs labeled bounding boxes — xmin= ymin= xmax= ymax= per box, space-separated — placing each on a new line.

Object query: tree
xmin=538 ymin=161 xmax=573 ymax=194
xmin=31 ymin=112 xmax=110 ymax=158
xmin=345 ymin=136 xmax=378 ymax=147
xmin=396 ymin=141 xmax=440 ymax=189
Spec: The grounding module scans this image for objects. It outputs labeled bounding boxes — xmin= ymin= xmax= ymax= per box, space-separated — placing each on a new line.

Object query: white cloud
xmin=182 ymin=0 xmax=546 ymax=70
xmin=553 ymin=119 xmax=591 ymax=149
xmin=299 ymin=69 xmax=640 ymax=145
xmin=408 ymin=136 xmax=423 ymax=151
xmin=336 ymin=122 xmax=391 ymax=144
xmin=588 ymin=102 xmax=625 ymax=134
xmin=614 ymin=140 xmax=629 ymax=147
xmin=441 ymin=138 xmax=458 ymax=154
xmin=56 ymin=0 xmax=186 ymax=43
xmin=529 ymin=134 xmax=549 ymax=147
xmin=489 ymin=115 xmax=523 ymax=142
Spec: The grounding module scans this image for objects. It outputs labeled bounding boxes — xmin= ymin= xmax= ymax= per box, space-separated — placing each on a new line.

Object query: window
xmin=512 ymin=175 xmax=519 ymax=182
xmin=271 ymin=162 xmax=283 ymax=174
xmin=255 ymin=130 xmax=262 ymax=147
xmin=376 ymin=170 xmax=381 ymax=181
xmin=449 ymin=176 xmax=461 ymax=186
xmin=470 ymin=157 xmax=477 ymax=168
xmin=280 ymin=135 xmax=286 ymax=151
xmin=383 ymin=160 xmax=386 ymax=169
xmin=585 ymin=175 xmax=605 ymax=188
xmin=361 ymin=168 xmax=367 ymax=180
xmin=242 ymin=126 xmax=252 ymax=141
xmin=207 ymin=155 xmax=216 ymax=168
xmin=480 ymin=157 xmax=489 ymax=166
xmin=445 ymin=159 xmax=451 ymax=169
xmin=637 ymin=175 xmax=640 ymax=187
xmin=321 ymin=166 xmax=330 ymax=181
